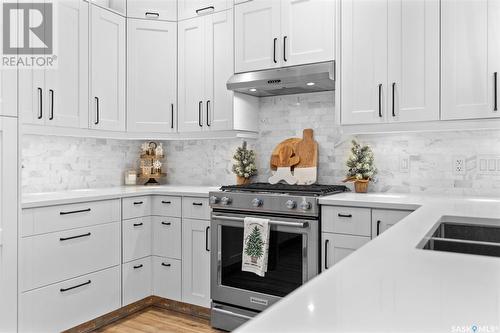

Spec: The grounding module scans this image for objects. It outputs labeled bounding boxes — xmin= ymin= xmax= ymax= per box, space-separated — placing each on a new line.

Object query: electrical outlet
xmin=399 ymin=155 xmax=410 ymax=173
xmin=453 ymin=156 xmax=466 ymax=175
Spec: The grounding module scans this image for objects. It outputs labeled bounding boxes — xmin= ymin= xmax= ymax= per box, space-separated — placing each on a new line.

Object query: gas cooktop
xmin=219 ymin=183 xmax=350 ymax=197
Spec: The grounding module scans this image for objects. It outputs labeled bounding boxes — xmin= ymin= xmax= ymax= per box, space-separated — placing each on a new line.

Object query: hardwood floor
xmin=94 ymin=307 xmax=222 ymax=333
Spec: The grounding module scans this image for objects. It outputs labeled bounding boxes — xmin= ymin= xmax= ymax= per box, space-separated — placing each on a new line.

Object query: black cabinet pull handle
xmin=171 ymin=103 xmax=174 ymax=129
xmin=162 ymin=221 xmax=172 ymax=226
xmin=60 ymin=232 xmax=91 ymax=241
xmin=162 ymin=262 xmax=171 ymax=267
xmin=494 ymin=72 xmax=498 ymax=111
xmin=94 ymin=97 xmax=99 ymax=125
xmin=392 ymin=82 xmax=396 ymax=117
xmin=60 ymin=208 xmax=91 ymax=215
xmin=192 ymin=202 xmax=203 ymax=206
xmin=205 ymin=226 xmax=210 ymax=252
xmin=145 ymin=12 xmax=159 ymax=17
xmin=376 ymin=220 xmax=381 ymax=236
xmin=133 ymin=264 xmax=143 ymax=269
xmin=206 ymin=100 xmax=211 ymax=126
xmin=324 ymin=239 xmax=329 ymax=270
xmin=133 ymin=222 xmax=143 ymax=227
xmin=283 ymin=36 xmax=287 ymax=62
xmin=162 ymin=200 xmax=171 ymax=204
xmin=196 ymin=5 xmax=214 ymax=14
xmin=37 ymin=87 xmax=43 ymax=119
xmin=133 ymin=201 xmax=143 ymax=205
xmin=60 ymin=280 xmax=91 ymax=293
xmin=378 ymin=83 xmax=383 ymax=117
xmin=273 ymin=38 xmax=277 ymax=63
xmin=198 ymin=101 xmax=203 ymax=127
xmin=49 ymin=89 xmax=54 ymax=120
xmin=338 ymin=213 xmax=352 ymax=218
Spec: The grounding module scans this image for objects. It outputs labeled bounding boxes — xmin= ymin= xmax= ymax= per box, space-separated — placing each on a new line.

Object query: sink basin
xmin=422 ymin=220 xmax=500 ymax=258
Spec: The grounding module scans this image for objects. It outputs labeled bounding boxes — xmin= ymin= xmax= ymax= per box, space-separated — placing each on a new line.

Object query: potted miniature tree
xmin=344 ymin=140 xmax=377 ymax=193
xmin=245 ymin=226 xmax=264 ymax=264
xmin=232 ymin=141 xmax=257 ymax=185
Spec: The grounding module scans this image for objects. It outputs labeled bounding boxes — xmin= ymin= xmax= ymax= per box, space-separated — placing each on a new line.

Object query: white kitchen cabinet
xmin=152 ymin=217 xmax=182 ymax=259
xmin=122 ymin=257 xmax=152 ymax=306
xmin=441 ymin=0 xmax=500 ymax=120
xmin=122 ymin=217 xmax=152 ymax=263
xmin=182 ymin=218 xmax=211 ymax=308
xmin=321 ymin=233 xmax=370 ymax=271
xmin=127 ymin=0 xmax=177 ymax=21
xmin=178 ymin=0 xmax=231 ymax=21
xmin=371 ymin=209 xmax=412 ymax=239
xmin=20 ymin=0 xmax=89 ymax=128
xmin=90 ymin=4 xmax=126 ymax=131
xmin=91 ymin=0 xmax=126 ymax=15
xmin=322 ymin=206 xmax=371 ymax=236
xmin=0 ymin=1 xmax=17 ymax=117
xmin=0 ymin=117 xmax=18 ymax=333
xmin=151 ymin=196 xmax=182 ymax=217
xmin=152 ymin=256 xmax=182 ymax=301
xmin=127 ymin=19 xmax=177 ymax=133
xmin=178 ymin=10 xmax=234 ymax=133
xmin=123 ymin=196 xmax=152 ymax=219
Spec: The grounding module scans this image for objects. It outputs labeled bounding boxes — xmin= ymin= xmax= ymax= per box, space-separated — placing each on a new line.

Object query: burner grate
xmin=219 ymin=183 xmax=349 ymax=196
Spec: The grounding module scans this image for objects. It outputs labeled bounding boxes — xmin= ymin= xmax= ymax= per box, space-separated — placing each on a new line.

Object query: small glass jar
xmin=125 ymin=170 xmax=137 ymax=185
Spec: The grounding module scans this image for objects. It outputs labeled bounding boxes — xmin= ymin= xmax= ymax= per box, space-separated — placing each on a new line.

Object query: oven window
xmin=220 ymin=225 xmax=303 ymax=297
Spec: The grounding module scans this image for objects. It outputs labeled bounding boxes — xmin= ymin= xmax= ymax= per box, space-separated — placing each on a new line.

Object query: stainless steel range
xmin=209 ymin=183 xmax=349 ymax=331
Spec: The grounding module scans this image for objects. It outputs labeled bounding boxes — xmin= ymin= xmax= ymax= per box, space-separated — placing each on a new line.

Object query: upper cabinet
xmin=235 ymin=0 xmax=334 ymax=73
xmin=127 ymin=0 xmax=177 ymax=21
xmin=127 ymin=19 xmax=177 ymax=133
xmin=90 ymin=4 xmax=126 ymax=131
xmin=178 ymin=9 xmax=234 ymax=132
xmin=441 ymin=0 xmax=500 ymax=120
xmin=178 ymin=0 xmax=231 ymax=21
xmin=341 ymin=0 xmax=439 ymax=125
xmin=90 ymin=0 xmax=126 ymax=15
xmin=0 ymin=2 xmax=17 ymax=117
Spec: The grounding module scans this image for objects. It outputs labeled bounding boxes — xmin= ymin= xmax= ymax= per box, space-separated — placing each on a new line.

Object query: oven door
xmin=210 ymin=212 xmax=319 ymax=312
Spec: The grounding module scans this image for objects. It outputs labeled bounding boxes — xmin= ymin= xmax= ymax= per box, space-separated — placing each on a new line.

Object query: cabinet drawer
xmin=123 ymin=217 xmax=152 ymax=262
xmin=152 ymin=216 xmax=181 ymax=259
xmin=19 ymin=266 xmax=121 ymax=333
xmin=322 ymin=206 xmax=371 ymax=236
xmin=178 ymin=0 xmax=231 ymax=21
xmin=182 ymin=197 xmax=210 ymax=220
xmin=20 ymin=222 xmax=120 ymax=291
xmin=371 ymin=209 xmax=412 ymax=238
xmin=151 ymin=195 xmax=182 ymax=217
xmin=127 ymin=0 xmax=177 ymax=21
xmin=152 ymin=256 xmax=181 ymax=301
xmin=123 ymin=257 xmax=152 ymax=306
xmin=123 ymin=196 xmax=151 ymax=219
xmin=21 ymin=199 xmax=120 ymax=237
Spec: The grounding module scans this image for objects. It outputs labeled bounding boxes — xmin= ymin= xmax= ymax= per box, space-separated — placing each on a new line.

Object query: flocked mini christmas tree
xmin=232 ymin=141 xmax=257 ymax=184
xmin=245 ymin=226 xmax=264 ymax=263
xmin=345 ymin=140 xmax=377 ymax=181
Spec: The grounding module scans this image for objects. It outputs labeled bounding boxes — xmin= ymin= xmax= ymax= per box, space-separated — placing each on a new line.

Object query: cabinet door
xmin=371 ymin=209 xmax=412 ymax=239
xmin=387 ymin=0 xmax=439 ymax=123
xmin=182 ymin=218 xmax=211 ymax=308
xmin=0 ymin=2 xmax=17 ymax=117
xmin=152 ymin=257 xmax=181 ymax=301
xmin=340 ymin=0 xmax=388 ymax=124
xmin=152 ymin=216 xmax=181 ymax=259
xmin=45 ymin=0 xmax=89 ymax=128
xmin=90 ymin=5 xmax=126 ymax=131
xmin=321 ymin=233 xmax=369 ymax=271
xmin=205 ymin=10 xmax=233 ymax=131
xmin=127 ymin=19 xmax=177 ymax=133
xmin=281 ymin=0 xmax=335 ymax=67
xmin=234 ymin=0 xmax=281 ymax=73
xmin=441 ymin=0 xmax=500 ymax=120
xmin=178 ymin=0 xmax=231 ymax=21
xmin=127 ymin=0 xmax=177 ymax=21
xmin=90 ymin=0 xmax=126 ymax=15
xmin=122 ymin=257 xmax=152 ymax=306
xmin=178 ymin=16 xmax=206 ymax=132
xmin=0 ymin=117 xmax=18 ymax=333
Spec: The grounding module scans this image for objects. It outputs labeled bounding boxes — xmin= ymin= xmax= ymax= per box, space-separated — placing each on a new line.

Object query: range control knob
xmin=285 ymin=200 xmax=297 ymax=209
xmin=220 ymin=196 xmax=232 ymax=206
xmin=209 ymin=196 xmax=220 ymax=204
xmin=252 ymin=198 xmax=263 ymax=207
xmin=300 ymin=201 xmax=312 ymax=210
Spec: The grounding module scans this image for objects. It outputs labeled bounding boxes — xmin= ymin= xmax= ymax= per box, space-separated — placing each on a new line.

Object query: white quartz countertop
xmin=237 ymin=193 xmax=500 ymax=333
xmin=22 ymin=185 xmax=220 ymax=208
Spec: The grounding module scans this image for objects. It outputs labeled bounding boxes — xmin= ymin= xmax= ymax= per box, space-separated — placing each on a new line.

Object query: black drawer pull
xmin=133 ymin=222 xmax=143 ymax=227
xmin=376 ymin=220 xmax=381 ymax=236
xmin=133 ymin=264 xmax=143 ymax=269
xmin=60 ymin=280 xmax=91 ymax=293
xmin=161 ymin=262 xmax=171 ymax=267
xmin=205 ymin=226 xmax=210 ymax=252
xmin=145 ymin=12 xmax=159 ymax=17
xmin=133 ymin=201 xmax=144 ymax=205
xmin=324 ymin=239 xmax=329 ymax=270
xmin=60 ymin=232 xmax=91 ymax=241
xmin=162 ymin=222 xmax=172 ymax=226
xmin=196 ymin=5 xmax=214 ymax=14
xmin=161 ymin=200 xmax=171 ymax=204
xmin=494 ymin=72 xmax=498 ymax=111
xmin=60 ymin=208 xmax=91 ymax=215
xmin=338 ymin=213 xmax=352 ymax=218
xmin=378 ymin=83 xmax=383 ymax=117
xmin=192 ymin=202 xmax=203 ymax=206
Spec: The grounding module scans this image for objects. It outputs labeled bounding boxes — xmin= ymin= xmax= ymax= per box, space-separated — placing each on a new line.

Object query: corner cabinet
xmin=234 ymin=0 xmax=334 ymax=73
xmin=127 ymin=19 xmax=177 ymax=133
xmin=178 ymin=9 xmax=234 ymax=133
xmin=90 ymin=5 xmax=126 ymax=132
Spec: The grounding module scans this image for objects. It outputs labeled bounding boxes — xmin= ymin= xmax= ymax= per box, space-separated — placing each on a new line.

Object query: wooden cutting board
xmin=294 ymin=129 xmax=318 ymax=168
xmin=270 ymin=138 xmax=302 ymax=171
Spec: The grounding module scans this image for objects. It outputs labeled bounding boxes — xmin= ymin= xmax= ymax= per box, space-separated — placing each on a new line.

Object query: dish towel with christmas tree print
xmin=242 ymin=217 xmax=270 ymax=277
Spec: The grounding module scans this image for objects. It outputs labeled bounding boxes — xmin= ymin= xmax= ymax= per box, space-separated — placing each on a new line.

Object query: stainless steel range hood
xmin=226 ymin=61 xmax=335 ymax=97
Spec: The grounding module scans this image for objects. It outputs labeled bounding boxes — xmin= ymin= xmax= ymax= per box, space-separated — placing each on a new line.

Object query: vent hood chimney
xmin=226 ymin=61 xmax=335 ymax=97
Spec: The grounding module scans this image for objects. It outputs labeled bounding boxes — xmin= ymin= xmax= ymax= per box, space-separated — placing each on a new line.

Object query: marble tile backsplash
xmin=22 ymin=91 xmax=500 ymax=195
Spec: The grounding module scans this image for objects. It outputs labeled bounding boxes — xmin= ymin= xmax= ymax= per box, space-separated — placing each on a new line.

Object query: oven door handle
xmin=212 ymin=215 xmax=309 ymax=228
xmin=212 ymin=306 xmax=253 ymax=320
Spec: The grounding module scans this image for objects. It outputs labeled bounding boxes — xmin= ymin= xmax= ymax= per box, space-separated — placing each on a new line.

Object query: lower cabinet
xmin=123 ymin=257 xmax=153 ymax=306
xmin=19 ymin=266 xmax=121 ymax=333
xmin=371 ymin=209 xmax=412 ymax=238
xmin=152 ymin=256 xmax=182 ymax=301
xmin=321 ymin=233 xmax=370 ymax=271
xmin=122 ymin=217 xmax=152 ymax=262
xmin=182 ymin=218 xmax=211 ymax=307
